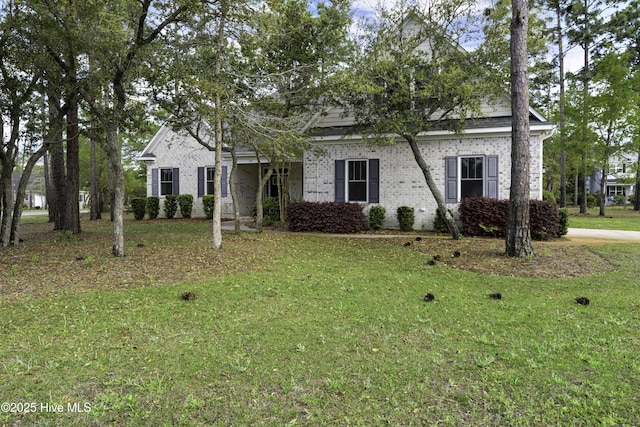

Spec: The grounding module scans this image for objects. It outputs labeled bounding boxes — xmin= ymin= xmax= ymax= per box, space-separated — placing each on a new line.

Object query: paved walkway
xmin=222 ymin=221 xmax=640 ymax=244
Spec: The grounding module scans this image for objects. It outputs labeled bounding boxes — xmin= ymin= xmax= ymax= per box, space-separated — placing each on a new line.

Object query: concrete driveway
xmin=564 ymin=228 xmax=640 ymax=244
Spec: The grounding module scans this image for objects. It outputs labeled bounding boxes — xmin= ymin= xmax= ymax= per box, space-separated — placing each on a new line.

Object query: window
xmin=335 ymin=159 xmax=379 ymax=203
xmin=445 ymin=155 xmax=498 ymax=203
xmin=460 ymin=157 xmax=484 ymax=199
xmin=348 ymin=161 xmax=367 ymax=202
xmin=607 ymin=185 xmax=627 ymax=197
xmin=265 ymin=168 xmax=289 ymax=199
xmin=197 ymin=166 xmax=227 ymax=198
xmin=151 ymin=167 xmax=179 ymax=197
xmin=206 ymin=167 xmax=215 ymax=195
xmin=610 ymin=164 xmax=627 ymax=174
xmin=160 ymin=168 xmax=174 ymax=195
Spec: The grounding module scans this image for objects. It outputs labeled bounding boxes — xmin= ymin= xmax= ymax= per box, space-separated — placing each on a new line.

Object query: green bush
xmin=368 ymin=205 xmax=386 ymax=230
xmin=558 ymin=208 xmax=569 ymax=236
xmin=614 ymin=194 xmax=626 ymax=206
xmin=433 ymin=208 xmax=454 ymax=233
xmin=543 ymin=190 xmax=557 ymax=203
xmin=178 ymin=194 xmax=194 ymax=218
xmin=203 ymin=195 xmax=215 ymax=219
xmin=146 ymin=196 xmax=160 ymax=220
xmin=397 ymin=206 xmax=415 ymax=232
xmin=587 ymin=193 xmax=598 ymax=209
xmin=164 ymin=195 xmax=178 ymax=219
xmin=250 ymin=197 xmax=281 ymax=225
xmin=130 ymin=197 xmax=146 ymax=220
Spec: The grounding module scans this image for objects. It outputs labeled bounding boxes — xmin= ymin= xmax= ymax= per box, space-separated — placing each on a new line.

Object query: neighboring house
xmin=12 ymin=171 xmax=89 ymax=211
xmin=588 ymin=154 xmax=637 ymax=203
xmin=138 ymin=124 xmax=303 ymax=218
xmin=12 ymin=172 xmax=46 ymax=210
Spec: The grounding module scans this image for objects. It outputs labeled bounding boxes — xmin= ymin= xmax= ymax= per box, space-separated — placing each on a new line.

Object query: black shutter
xmin=173 ymin=168 xmax=180 ymax=195
xmin=486 ymin=156 xmax=499 ymax=199
xmin=368 ymin=159 xmax=379 ymax=203
xmin=151 ymin=168 xmax=158 ymax=197
xmin=197 ymin=167 xmax=204 ymax=197
xmin=221 ymin=166 xmax=228 ymax=197
xmin=445 ymin=157 xmax=458 ymax=203
xmin=335 ymin=160 xmax=345 ymax=202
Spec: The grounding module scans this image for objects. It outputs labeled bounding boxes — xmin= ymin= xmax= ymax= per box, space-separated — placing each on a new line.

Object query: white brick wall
xmin=144 ymin=129 xmax=221 ymax=218
xmin=143 ymin=127 xmax=304 ymax=218
xmin=304 ymin=132 xmax=544 ymax=230
xmin=143 ymin=125 xmax=544 ymax=225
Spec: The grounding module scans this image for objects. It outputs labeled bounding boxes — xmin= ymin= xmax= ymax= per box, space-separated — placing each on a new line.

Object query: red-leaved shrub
xmin=459 ymin=197 xmax=560 ymax=240
xmin=287 ymin=202 xmax=366 ymax=233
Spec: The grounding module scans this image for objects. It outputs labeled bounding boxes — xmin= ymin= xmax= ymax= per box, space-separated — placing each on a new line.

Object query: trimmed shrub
xmin=397 ymin=206 xmax=415 ymax=231
xmin=459 ymin=197 xmax=561 ymax=240
xmin=164 ymin=195 xmax=178 ymax=219
xmin=587 ymin=193 xmax=598 ymax=209
xmin=130 ymin=197 xmax=146 ymax=220
xmin=529 ymin=199 xmax=561 ymax=240
xmin=433 ymin=208 xmax=454 ymax=234
xmin=368 ymin=205 xmax=386 ymax=230
xmin=146 ymin=196 xmax=160 ymax=220
xmin=250 ymin=197 xmax=281 ymax=225
xmin=614 ymin=194 xmax=626 ymax=206
xmin=558 ymin=208 xmax=569 ymax=236
xmin=178 ymin=194 xmax=194 ymax=218
xmin=458 ymin=197 xmax=508 ymax=237
xmin=287 ymin=201 xmax=365 ymax=233
xmin=203 ymin=195 xmax=215 ymax=219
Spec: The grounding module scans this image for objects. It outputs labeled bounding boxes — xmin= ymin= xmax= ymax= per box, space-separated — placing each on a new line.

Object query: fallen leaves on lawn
xmin=1 ymin=219 xmax=618 ymax=302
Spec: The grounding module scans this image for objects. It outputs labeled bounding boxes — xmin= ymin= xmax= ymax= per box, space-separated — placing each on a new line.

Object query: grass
xmin=1 ymin=220 xmax=640 ymax=425
xmin=567 ymin=205 xmax=640 ymax=231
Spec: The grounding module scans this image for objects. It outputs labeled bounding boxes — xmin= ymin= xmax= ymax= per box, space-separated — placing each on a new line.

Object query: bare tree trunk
xmin=213 ymin=104 xmax=223 ymax=249
xmin=0 ymin=112 xmax=14 ymax=246
xmin=10 ymin=145 xmax=48 ymax=244
xmin=506 ymin=0 xmax=533 ymax=258
xmin=211 ymin=2 xmax=228 ymax=249
xmin=0 ymin=166 xmax=12 ymax=247
xmin=255 ymin=161 xmax=273 ymax=233
xmin=108 ymin=162 xmax=115 ymax=222
xmin=579 ymin=0 xmax=590 ymax=215
xmin=281 ymin=161 xmax=291 ymax=222
xmin=405 ymin=135 xmax=460 ymax=239
xmin=229 ymin=147 xmax=241 ymax=232
xmin=65 ymin=84 xmax=81 ymax=233
xmin=580 ymin=155 xmax=587 ymax=213
xmin=557 ymin=1 xmax=567 ymax=208
xmin=104 ymin=121 xmax=125 ymax=256
xmin=599 ymin=166 xmax=607 ymax=216
xmin=89 ymin=137 xmax=102 ymax=220
xmin=44 ymin=151 xmax=52 ymax=219
xmin=634 ymin=150 xmax=640 ymax=210
xmin=48 ymin=94 xmax=67 ymax=231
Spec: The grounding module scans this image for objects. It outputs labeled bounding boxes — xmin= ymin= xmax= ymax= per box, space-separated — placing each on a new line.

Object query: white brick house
xmin=138 ymin=124 xmax=303 ymax=218
xmin=303 ymin=100 xmax=554 ymax=229
xmin=140 ymin=99 xmax=553 ymax=229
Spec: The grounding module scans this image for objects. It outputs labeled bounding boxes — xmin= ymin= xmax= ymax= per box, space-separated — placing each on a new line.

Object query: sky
xmin=346 ymin=0 xmax=592 ymax=74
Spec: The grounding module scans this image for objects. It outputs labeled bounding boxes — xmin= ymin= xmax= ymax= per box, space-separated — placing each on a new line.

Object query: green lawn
xmin=567 ymin=206 xmax=640 ymax=231
xmin=1 ymin=224 xmax=639 ymax=426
